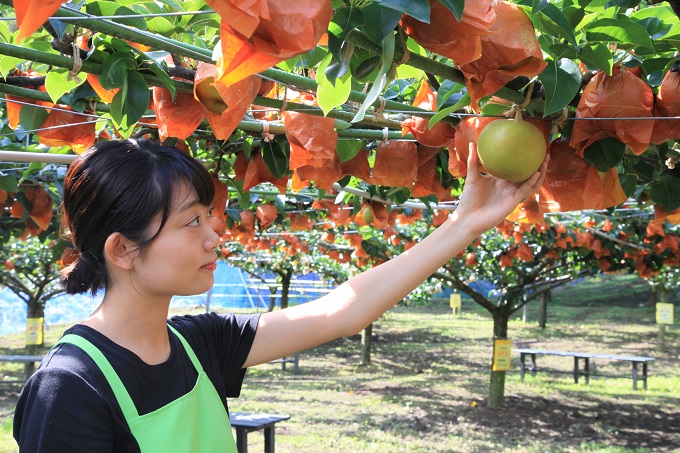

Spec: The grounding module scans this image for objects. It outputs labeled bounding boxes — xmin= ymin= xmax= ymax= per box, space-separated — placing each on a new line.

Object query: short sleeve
xmin=14 ymin=366 xmax=123 ymax=452
xmin=167 ymin=312 xmax=260 ymax=397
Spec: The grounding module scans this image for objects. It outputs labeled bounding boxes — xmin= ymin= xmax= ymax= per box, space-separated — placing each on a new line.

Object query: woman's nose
xmin=205 ymin=217 xmax=224 ymax=249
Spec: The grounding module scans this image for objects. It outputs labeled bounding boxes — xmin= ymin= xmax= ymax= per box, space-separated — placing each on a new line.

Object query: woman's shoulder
xmin=168 ymin=311 xmax=260 ymax=336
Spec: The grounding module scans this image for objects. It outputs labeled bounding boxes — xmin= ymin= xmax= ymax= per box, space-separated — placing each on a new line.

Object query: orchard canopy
xmin=1 ymin=0 xmax=680 ymax=260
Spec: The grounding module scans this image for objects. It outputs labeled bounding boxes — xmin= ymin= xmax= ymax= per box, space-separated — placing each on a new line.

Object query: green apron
xmin=55 ymin=325 xmax=238 ymax=452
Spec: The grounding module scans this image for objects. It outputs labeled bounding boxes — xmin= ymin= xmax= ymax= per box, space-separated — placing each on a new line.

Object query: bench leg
xmin=264 ymin=426 xmax=275 ymax=453
xmin=632 ymin=362 xmax=638 ymax=391
xmin=643 ymin=362 xmax=648 ymax=390
xmin=235 ymin=427 xmax=248 ymax=453
xmin=573 ymin=357 xmax=579 ymax=384
xmin=520 ymin=353 xmax=526 ymax=381
xmin=584 ymin=357 xmax=590 ymax=385
xmin=530 ymin=354 xmax=536 ymax=377
xmin=293 ymin=352 xmax=299 ymax=375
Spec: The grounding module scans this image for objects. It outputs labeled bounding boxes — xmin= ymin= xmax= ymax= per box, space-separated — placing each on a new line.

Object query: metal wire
xmin=0 ymin=10 xmax=217 ymax=21
xmin=0 ymin=122 xmax=95 ymax=137
xmin=2 ymin=98 xmax=108 ymax=120
xmin=381 ymin=110 xmax=680 ymax=121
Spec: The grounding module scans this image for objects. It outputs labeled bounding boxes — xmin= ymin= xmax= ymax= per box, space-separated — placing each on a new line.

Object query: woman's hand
xmin=454 ymin=143 xmax=549 ymax=237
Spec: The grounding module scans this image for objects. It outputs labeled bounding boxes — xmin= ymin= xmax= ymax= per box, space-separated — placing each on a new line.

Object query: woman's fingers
xmin=515 ymin=153 xmax=550 ymax=203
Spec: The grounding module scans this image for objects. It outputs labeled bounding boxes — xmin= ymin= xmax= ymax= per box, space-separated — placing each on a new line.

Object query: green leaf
xmin=650 ymin=178 xmax=680 ymax=211
xmin=352 ymin=32 xmax=395 ymax=123
xmin=0 ymin=56 xmax=23 ymax=79
xmin=262 ymin=139 xmax=289 ymax=180
xmin=548 ymin=43 xmax=579 ymax=60
xmin=583 ymin=138 xmax=626 ymax=172
xmin=0 ymin=175 xmax=18 ymax=193
xmin=86 ymin=1 xmax=147 ymax=30
xmin=619 ymin=173 xmax=638 ymax=198
xmin=19 ymin=105 xmax=48 ymax=131
xmin=538 ymin=58 xmax=581 ymax=116
xmin=0 ymin=18 xmax=12 ymax=42
xmin=396 ymin=39 xmax=427 ymax=80
xmin=111 ymin=71 xmax=150 ymax=131
xmin=428 ymin=93 xmax=470 ymax=129
xmin=480 ymin=102 xmax=507 ymax=116
xmin=438 ymin=0 xmax=465 ymax=21
xmin=99 ymin=53 xmax=136 ymax=90
xmin=336 ymin=140 xmax=363 ymax=163
xmin=146 ymin=16 xmax=175 ymax=35
xmin=60 ymin=83 xmax=97 ymax=112
xmin=328 ymin=6 xmax=364 ymax=63
xmin=325 ymin=41 xmax=354 ymax=83
xmin=354 ymin=56 xmax=381 ymax=80
xmin=586 ymin=18 xmax=654 ymax=52
xmin=395 ymin=63 xmax=424 ymax=80
xmin=361 ymin=3 xmax=403 ymax=44
xmin=45 ymin=68 xmax=86 ymax=104
xmin=228 ymin=179 xmax=251 ymax=211
xmin=579 ymin=42 xmax=613 ymax=74
xmin=386 ymin=187 xmax=411 ymax=205
xmin=372 ymin=0 xmax=430 ymax=23
xmin=147 ymin=62 xmax=176 ymax=100
xmin=317 ymin=55 xmax=352 ymax=116
xmin=536 ymin=4 xmax=577 ymax=46
xmin=561 ymin=6 xmax=586 ymax=30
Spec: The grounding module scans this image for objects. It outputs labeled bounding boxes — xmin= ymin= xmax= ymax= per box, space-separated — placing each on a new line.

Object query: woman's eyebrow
xmin=175 ymin=196 xmax=202 ymax=213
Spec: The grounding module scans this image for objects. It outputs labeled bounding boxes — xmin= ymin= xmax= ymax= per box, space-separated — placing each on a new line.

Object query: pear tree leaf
xmin=438 ymin=0 xmax=465 ymax=21
xmin=45 ymin=68 xmax=86 ymax=104
xmin=262 ymin=137 xmax=289 ymax=180
xmin=428 ymin=93 xmax=470 ymax=129
xmin=583 ymin=138 xmax=626 ymax=172
xmin=336 ymin=139 xmax=363 ymax=163
xmin=317 ymin=54 xmax=352 ymax=116
xmin=650 ymin=177 xmax=680 ymax=211
xmin=538 ymin=58 xmax=581 ymax=116
xmin=352 ymin=32 xmax=395 ymax=123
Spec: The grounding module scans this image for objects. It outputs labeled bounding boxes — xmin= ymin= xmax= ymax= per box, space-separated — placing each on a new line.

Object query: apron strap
xmin=167 ymin=324 xmax=204 ymax=374
xmin=55 ymin=334 xmax=139 ymax=420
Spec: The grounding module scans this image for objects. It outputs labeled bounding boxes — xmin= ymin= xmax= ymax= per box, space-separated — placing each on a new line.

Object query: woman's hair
xmin=60 ymin=139 xmax=215 ymax=295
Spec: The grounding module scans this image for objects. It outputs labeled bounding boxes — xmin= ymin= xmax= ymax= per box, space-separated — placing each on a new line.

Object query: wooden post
xmin=361 ymin=323 xmax=372 ymax=366
xmin=656 ymin=287 xmax=670 ymax=353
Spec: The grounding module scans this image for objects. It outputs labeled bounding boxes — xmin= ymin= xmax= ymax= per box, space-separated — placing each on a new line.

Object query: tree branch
xmin=433 ymin=268 xmax=498 ymax=312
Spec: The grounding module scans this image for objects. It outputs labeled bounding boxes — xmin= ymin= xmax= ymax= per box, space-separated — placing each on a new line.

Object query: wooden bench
xmin=268 ymin=352 xmax=300 ymax=374
xmin=516 ymin=348 xmax=655 ymax=390
xmin=0 ymin=355 xmax=44 ymax=383
xmin=229 ymin=412 xmax=290 ymax=453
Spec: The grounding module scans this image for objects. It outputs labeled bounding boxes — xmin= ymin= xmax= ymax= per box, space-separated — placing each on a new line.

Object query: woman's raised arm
xmin=243 ymin=145 xmax=548 ymax=368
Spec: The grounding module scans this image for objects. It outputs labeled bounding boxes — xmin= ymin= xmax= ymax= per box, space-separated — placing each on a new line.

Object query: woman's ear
xmin=103 ymin=232 xmax=136 ymax=270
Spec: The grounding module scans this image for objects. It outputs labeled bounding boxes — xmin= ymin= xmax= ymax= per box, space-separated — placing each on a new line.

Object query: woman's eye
xmin=189 ymin=216 xmax=200 ymax=226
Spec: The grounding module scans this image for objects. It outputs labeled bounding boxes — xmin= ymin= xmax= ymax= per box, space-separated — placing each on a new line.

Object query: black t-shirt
xmin=13 ymin=312 xmax=260 ymax=452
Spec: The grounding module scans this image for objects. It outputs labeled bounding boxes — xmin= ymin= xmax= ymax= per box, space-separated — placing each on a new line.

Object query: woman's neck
xmin=82 ymin=288 xmax=173 ymax=365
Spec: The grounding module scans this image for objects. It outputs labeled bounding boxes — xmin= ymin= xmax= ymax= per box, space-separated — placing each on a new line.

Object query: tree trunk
xmin=538 ymin=290 xmax=551 ymax=329
xmin=267 ymin=286 xmax=277 ymax=312
xmin=25 ymin=301 xmax=45 ymax=376
xmin=280 ymin=272 xmax=292 ymax=310
xmin=657 ymin=285 xmax=668 ymax=353
xmin=488 ymin=309 xmax=509 ymax=408
xmin=361 ymin=323 xmax=372 ymax=365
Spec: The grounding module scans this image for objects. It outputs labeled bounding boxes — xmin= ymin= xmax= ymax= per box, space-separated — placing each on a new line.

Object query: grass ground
xmin=1 ymin=273 xmax=678 ymax=452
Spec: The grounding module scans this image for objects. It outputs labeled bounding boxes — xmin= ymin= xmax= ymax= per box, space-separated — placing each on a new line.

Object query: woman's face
xmin=128 ymin=182 xmax=220 ymax=298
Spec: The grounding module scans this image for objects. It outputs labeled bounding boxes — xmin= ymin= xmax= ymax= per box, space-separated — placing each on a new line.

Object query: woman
xmin=14 ymin=139 xmax=547 ymax=451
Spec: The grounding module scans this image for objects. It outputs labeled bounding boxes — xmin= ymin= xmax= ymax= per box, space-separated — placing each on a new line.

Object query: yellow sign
xmin=492 ymin=339 xmax=512 ymax=371
xmin=26 ymin=317 xmax=44 ymax=345
xmin=449 ymin=293 xmax=461 ymax=309
xmin=656 ymin=303 xmax=674 ymax=325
